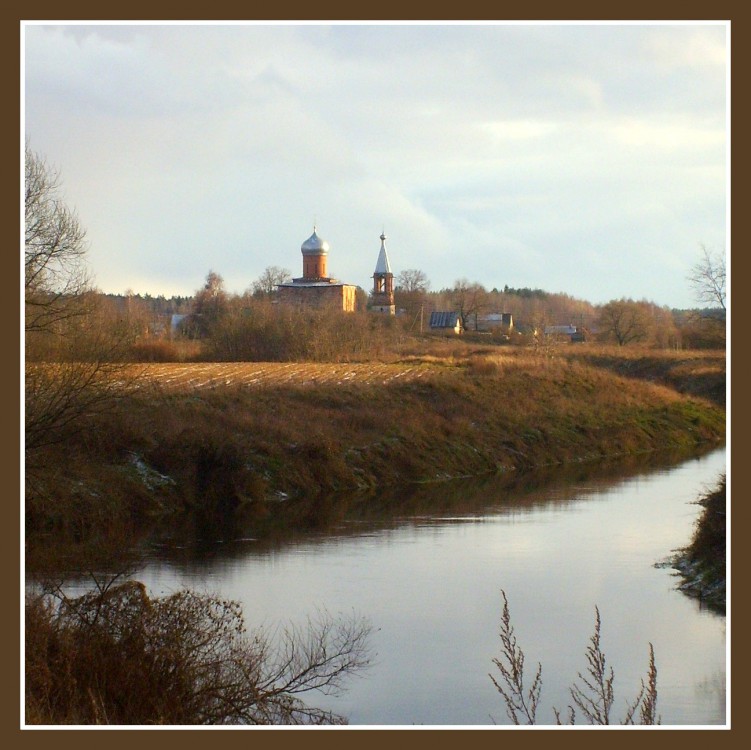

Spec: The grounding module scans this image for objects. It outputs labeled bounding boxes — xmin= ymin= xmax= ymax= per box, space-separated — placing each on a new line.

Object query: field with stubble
xmin=126 ymin=345 xmax=726 ymax=402
xmin=132 ymin=360 xmax=440 ymax=390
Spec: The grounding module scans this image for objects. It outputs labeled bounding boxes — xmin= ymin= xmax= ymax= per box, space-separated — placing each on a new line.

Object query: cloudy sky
xmin=22 ymin=21 xmax=728 ymax=309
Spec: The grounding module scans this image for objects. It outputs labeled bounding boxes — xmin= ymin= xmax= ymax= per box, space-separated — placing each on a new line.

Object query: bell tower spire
xmin=371 ymin=231 xmax=395 ymax=315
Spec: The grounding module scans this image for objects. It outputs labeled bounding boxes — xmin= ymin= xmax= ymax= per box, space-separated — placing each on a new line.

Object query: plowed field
xmin=133 ymin=361 xmax=441 ymax=391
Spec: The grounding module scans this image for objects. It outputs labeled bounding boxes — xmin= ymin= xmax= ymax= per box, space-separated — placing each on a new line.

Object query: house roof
xmin=482 ymin=313 xmax=513 ymax=323
xmin=278 ymin=280 xmax=349 ymax=288
xmin=429 ymin=311 xmax=461 ymax=328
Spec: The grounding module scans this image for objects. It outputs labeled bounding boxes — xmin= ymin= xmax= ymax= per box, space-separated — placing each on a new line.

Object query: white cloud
xmin=22 ymin=22 xmax=728 ymax=308
xmin=480 ymin=119 xmax=560 ymax=141
xmin=645 ymin=26 xmax=727 ymax=68
xmin=609 ymin=118 xmax=725 ymax=150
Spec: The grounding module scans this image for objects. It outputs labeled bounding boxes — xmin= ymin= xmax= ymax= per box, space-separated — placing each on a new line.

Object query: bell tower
xmin=371 ymin=232 xmax=395 ymax=315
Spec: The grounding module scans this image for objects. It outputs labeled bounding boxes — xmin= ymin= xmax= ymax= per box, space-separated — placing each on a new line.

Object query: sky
xmin=22 ymin=21 xmax=728 ymax=309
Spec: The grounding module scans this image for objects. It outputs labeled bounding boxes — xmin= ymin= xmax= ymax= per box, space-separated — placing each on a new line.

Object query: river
xmin=61 ymin=447 xmax=728 ymax=727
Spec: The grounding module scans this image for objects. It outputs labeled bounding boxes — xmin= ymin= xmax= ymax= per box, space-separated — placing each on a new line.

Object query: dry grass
xmin=558 ymin=345 xmax=726 ymax=406
xmin=491 ymin=591 xmax=660 ymax=725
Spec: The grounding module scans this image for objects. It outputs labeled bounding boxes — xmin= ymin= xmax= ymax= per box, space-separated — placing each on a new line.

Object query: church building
xmin=276 ymin=228 xmax=357 ymax=312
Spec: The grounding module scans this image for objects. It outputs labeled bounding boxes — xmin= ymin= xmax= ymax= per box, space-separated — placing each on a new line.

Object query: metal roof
xmin=544 ymin=325 xmax=578 ymax=335
xmin=301 ymin=229 xmax=330 ymax=255
xmin=374 ymin=232 xmax=392 ymax=275
xmin=278 ymin=280 xmax=346 ymax=287
xmin=429 ymin=311 xmax=461 ymax=328
xmin=483 ymin=313 xmax=513 ymax=323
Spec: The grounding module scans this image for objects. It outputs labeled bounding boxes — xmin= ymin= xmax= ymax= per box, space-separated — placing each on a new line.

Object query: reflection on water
xmin=140 ymin=446 xmax=720 ymax=566
xmin=55 ymin=447 xmax=728 ymax=726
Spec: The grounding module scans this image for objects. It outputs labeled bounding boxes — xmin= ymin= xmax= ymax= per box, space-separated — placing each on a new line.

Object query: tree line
xmin=85 ymin=263 xmax=725 ymax=360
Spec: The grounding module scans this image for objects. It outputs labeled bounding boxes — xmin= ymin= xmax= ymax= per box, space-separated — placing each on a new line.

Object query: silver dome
xmin=301 ymin=229 xmax=330 ymax=255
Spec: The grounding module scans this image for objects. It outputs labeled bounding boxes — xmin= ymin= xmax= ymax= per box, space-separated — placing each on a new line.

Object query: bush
xmin=26 ymin=578 xmax=372 ymax=725
xmin=124 ymin=338 xmax=204 ymax=362
xmin=200 ymin=299 xmax=407 ymax=363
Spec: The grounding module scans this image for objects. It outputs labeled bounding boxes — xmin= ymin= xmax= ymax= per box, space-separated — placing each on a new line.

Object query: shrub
xmin=26 ymin=578 xmax=372 ymax=725
xmin=124 ymin=338 xmax=204 ymax=362
xmin=200 ymin=299 xmax=408 ymax=363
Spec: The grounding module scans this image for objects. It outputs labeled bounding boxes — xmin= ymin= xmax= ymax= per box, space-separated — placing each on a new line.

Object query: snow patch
xmin=128 ymin=452 xmax=176 ymax=490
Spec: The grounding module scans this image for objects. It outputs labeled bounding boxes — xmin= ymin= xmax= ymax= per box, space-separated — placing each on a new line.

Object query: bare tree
xmin=191 ymin=270 xmax=229 ymax=336
xmin=452 ymin=278 xmax=488 ymax=331
xmin=250 ymin=266 xmax=292 ymax=296
xmin=394 ymin=268 xmax=430 ymax=324
xmin=194 ymin=270 xmax=227 ymax=311
xmin=596 ymin=299 xmax=653 ymax=346
xmin=26 ymin=364 xmax=118 ymax=456
xmin=396 ymin=268 xmax=430 ymax=294
xmin=528 ymin=302 xmax=559 ymax=354
xmin=25 ymin=145 xmax=91 ymax=335
xmin=688 ymin=244 xmax=726 ymax=311
xmin=24 ymin=148 xmax=139 ymax=467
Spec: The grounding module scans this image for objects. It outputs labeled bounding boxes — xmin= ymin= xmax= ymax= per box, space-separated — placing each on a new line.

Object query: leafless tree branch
xmin=688 ymin=244 xmax=726 ymax=311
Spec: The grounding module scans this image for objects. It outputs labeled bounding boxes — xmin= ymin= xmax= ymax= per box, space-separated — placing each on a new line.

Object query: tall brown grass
xmin=491 ymin=591 xmax=659 ymax=725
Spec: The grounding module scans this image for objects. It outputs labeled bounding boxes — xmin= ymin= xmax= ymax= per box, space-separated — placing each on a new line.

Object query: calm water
xmin=66 ymin=448 xmax=729 ymax=726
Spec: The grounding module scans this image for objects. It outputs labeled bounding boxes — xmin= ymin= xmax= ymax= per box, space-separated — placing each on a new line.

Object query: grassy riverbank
xmin=25 ymin=347 xmax=725 ymax=567
xmin=558 ymin=346 xmax=726 ymax=407
xmin=671 ymin=475 xmax=726 ymax=613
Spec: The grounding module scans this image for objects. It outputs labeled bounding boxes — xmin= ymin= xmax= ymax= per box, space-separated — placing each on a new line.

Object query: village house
xmin=429 ymin=311 xmax=463 ymax=335
xmin=479 ymin=312 xmax=514 ymax=332
xmin=543 ymin=324 xmax=588 ymax=342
